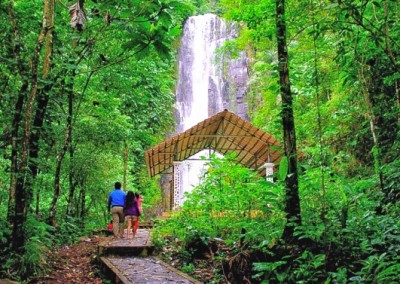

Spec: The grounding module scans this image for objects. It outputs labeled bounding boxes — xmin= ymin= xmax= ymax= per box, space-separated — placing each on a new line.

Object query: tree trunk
xmin=35 ymin=184 xmax=41 ymax=218
xmin=8 ymin=84 xmax=27 ymax=224
xmin=66 ymin=175 xmax=76 ymax=216
xmin=66 ymin=80 xmax=75 ymax=217
xmin=80 ymin=184 xmax=86 ymax=229
xmin=12 ymin=0 xmax=55 ymax=250
xmin=7 ymin=1 xmax=28 ymax=224
xmin=27 ymin=85 xmax=52 ymax=193
xmin=276 ymin=0 xmax=301 ymax=243
xmin=66 ymin=179 xmax=78 ymax=216
xmin=48 ymin=120 xmax=72 ymax=226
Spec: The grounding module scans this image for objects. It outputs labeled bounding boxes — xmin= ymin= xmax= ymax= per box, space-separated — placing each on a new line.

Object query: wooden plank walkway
xmin=101 ymin=256 xmax=200 ymax=283
xmin=98 ymin=228 xmax=201 ymax=284
xmin=98 ymin=228 xmax=154 ymax=257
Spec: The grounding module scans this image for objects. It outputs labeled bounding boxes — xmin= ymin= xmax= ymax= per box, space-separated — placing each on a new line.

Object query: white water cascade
xmin=173 ymin=14 xmax=248 ymax=208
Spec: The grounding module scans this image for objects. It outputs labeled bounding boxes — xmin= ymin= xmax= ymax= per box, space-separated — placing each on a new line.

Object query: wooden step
xmin=97 ymin=229 xmax=154 ymax=257
xmin=138 ymin=220 xmax=154 ymax=228
xmin=99 ymin=256 xmax=202 ymax=284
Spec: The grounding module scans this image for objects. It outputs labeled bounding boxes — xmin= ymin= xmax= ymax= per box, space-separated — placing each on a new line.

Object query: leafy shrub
xmin=253 ymin=260 xmax=288 ymax=282
xmin=0 ymin=218 xmax=11 ymax=245
xmin=2 ymin=215 xmax=54 ymax=280
xmin=154 ymin=154 xmax=400 ymax=283
xmin=54 ymin=215 xmax=82 ymax=246
xmin=357 ymin=253 xmax=400 ymax=283
xmin=181 ymin=263 xmax=195 ymax=273
xmin=0 ymin=218 xmax=12 ymax=278
xmin=154 ymin=153 xmax=285 ymax=247
xmin=253 ymin=250 xmax=327 ymax=283
xmin=154 ymin=153 xmax=286 ymax=281
xmin=17 ymin=236 xmax=49 ymax=278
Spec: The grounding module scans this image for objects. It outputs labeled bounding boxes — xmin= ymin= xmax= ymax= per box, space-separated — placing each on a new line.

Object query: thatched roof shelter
xmin=145 ymin=110 xmax=282 ymax=178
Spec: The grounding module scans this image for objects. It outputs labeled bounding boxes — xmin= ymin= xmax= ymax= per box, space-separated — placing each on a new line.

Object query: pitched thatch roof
xmin=145 ymin=110 xmax=282 ymax=177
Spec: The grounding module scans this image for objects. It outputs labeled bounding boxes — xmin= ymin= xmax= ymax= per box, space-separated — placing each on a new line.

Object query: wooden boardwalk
xmin=98 ymin=228 xmax=201 ymax=284
xmin=98 ymin=228 xmax=154 ymax=257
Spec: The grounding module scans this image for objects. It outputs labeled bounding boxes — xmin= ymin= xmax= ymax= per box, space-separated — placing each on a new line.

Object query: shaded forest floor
xmin=28 ymin=235 xmax=107 ymax=284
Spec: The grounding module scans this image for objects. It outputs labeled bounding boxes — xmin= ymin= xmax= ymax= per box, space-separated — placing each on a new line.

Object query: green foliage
xmin=0 ymin=215 xmax=53 ymax=280
xmin=134 ymin=167 xmax=163 ymax=219
xmin=252 ymin=206 xmax=400 ymax=283
xmin=0 ymin=214 xmax=91 ymax=280
xmin=54 ymin=216 xmax=83 ymax=246
xmin=17 ymin=238 xmax=49 ymax=279
xmin=253 ymin=261 xmax=287 ymax=282
xmin=0 ymin=0 xmax=399 ymax=281
xmin=181 ymin=262 xmax=195 ymax=273
xmin=0 ymin=219 xmax=12 ymax=278
xmin=1 ymin=0 xmax=191 ymax=270
xmin=254 ymin=252 xmax=326 ymax=283
xmin=155 ymin=153 xmax=285 ymax=246
xmin=155 ymin=157 xmax=400 ymax=282
xmin=357 ymin=253 xmax=400 ymax=283
xmin=381 ymin=157 xmax=400 ymax=204
xmin=0 ymin=224 xmax=10 ymax=248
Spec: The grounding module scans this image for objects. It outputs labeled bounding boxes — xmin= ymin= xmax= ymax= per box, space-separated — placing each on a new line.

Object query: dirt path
xmin=29 ymin=235 xmax=107 ymax=284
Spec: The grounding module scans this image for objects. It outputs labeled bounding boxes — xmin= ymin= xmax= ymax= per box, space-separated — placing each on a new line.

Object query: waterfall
xmin=174 ymin=14 xmax=248 ymax=206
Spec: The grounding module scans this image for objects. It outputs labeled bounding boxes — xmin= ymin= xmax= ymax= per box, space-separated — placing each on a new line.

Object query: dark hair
xmin=115 ymin=182 xmax=122 ymax=189
xmin=126 ymin=191 xmax=135 ymax=207
xmin=135 ymin=192 xmax=140 ymax=199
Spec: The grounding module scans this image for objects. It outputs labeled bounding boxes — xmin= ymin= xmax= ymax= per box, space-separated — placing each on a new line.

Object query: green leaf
xmin=279 ymin=156 xmax=288 ymax=181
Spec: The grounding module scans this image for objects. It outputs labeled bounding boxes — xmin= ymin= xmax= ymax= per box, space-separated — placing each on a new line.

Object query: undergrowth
xmin=153 ymin=154 xmax=400 ymax=283
xmin=0 ymin=214 xmax=86 ymax=281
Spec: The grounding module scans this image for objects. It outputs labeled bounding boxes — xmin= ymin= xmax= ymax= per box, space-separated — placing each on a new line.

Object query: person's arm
xmin=139 ymin=197 xmax=144 ymax=213
xmin=135 ymin=200 xmax=140 ymax=216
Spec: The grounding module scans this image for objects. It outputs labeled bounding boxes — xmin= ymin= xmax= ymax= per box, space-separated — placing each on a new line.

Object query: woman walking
xmin=123 ymin=191 xmax=140 ymax=239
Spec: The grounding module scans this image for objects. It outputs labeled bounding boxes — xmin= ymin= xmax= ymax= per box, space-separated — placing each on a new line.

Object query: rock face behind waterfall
xmin=175 ymin=14 xmax=248 ymax=133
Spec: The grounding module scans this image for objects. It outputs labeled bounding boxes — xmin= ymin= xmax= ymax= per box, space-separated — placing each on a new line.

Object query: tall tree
xmin=276 ymin=0 xmax=301 ymax=242
xmin=12 ymin=0 xmax=55 ymax=251
xmin=6 ymin=0 xmax=28 ymax=223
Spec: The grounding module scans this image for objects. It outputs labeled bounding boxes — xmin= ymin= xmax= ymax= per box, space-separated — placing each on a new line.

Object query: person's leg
xmin=134 ymin=217 xmax=140 ymax=234
xmin=111 ymin=207 xmax=119 ymax=237
xmin=132 ymin=216 xmax=138 ymax=237
xmin=126 ymin=217 xmax=131 ymax=239
xmin=116 ymin=207 xmax=125 ymax=237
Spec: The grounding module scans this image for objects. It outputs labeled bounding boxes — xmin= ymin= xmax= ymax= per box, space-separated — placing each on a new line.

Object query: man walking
xmin=108 ymin=182 xmax=126 ymax=238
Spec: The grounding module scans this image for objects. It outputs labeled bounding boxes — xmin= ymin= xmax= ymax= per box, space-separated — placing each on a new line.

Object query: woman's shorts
xmin=125 ymin=215 xmax=138 ymax=222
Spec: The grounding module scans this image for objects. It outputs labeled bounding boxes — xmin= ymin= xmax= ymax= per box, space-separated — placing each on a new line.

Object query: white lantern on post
xmin=265 ymin=162 xmax=274 ymax=183
xmin=173 ymin=161 xmax=182 ymax=210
